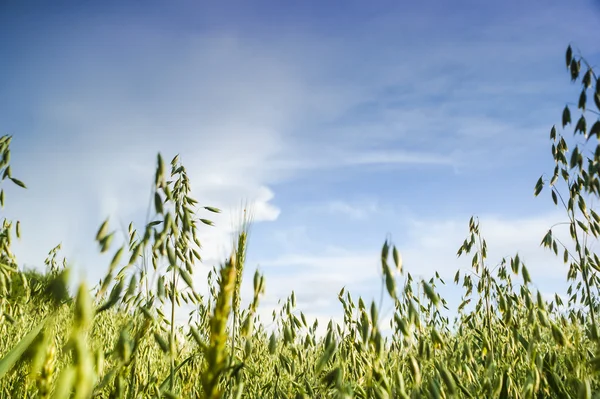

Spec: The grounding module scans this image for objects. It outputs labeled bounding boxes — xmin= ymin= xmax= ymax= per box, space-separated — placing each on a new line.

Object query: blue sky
xmin=1 ymin=0 xmax=600 ymax=331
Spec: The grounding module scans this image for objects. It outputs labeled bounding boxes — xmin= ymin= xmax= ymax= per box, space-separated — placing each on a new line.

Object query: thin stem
xmin=170 ymin=243 xmax=177 ymax=392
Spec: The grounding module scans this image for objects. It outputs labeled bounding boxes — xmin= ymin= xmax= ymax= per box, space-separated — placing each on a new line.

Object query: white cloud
xmin=344 ymin=150 xmax=455 ymax=166
xmin=312 ymin=199 xmax=380 ymax=221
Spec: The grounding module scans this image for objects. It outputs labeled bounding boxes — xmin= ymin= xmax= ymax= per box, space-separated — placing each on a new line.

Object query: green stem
xmin=170 ymin=258 xmax=176 ymax=392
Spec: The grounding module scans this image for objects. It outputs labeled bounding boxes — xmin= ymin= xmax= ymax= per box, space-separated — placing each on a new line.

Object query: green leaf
xmin=0 ymin=315 xmax=51 ymax=378
xmin=204 ymin=206 xmax=222 ymax=213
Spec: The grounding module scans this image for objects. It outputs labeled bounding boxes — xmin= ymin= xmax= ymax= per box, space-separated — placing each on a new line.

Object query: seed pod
xmin=96 ymin=278 xmax=125 ymax=313
xmin=422 ymin=281 xmax=439 ymax=306
xmin=551 ymin=323 xmax=567 ymax=346
xmin=74 ymin=282 xmax=93 ymax=329
xmin=269 ymin=333 xmax=277 ymax=355
xmin=408 ymin=355 xmax=421 ymax=385
xmin=431 ymin=329 xmax=444 ymax=348
xmin=438 ymin=364 xmax=456 ymax=395
xmin=154 ymin=332 xmax=169 ymax=354
xmin=96 ymin=219 xmax=109 ymax=242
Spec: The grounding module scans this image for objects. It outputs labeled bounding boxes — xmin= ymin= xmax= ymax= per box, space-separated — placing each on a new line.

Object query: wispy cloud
xmin=325 ymin=200 xmax=380 ymax=220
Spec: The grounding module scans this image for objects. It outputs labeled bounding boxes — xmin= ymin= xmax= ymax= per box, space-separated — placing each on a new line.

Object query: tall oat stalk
xmin=231 ymin=204 xmax=253 ymax=361
xmin=202 ymin=253 xmax=237 ymax=399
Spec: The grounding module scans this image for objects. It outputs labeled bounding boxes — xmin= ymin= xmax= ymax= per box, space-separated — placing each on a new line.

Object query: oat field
xmin=1 ymin=46 xmax=600 ymax=398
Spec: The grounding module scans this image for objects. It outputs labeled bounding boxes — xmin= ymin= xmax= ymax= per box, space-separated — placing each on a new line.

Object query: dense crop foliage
xmin=2 ymin=46 xmax=600 ymax=398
